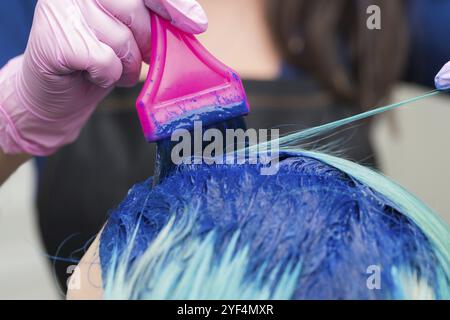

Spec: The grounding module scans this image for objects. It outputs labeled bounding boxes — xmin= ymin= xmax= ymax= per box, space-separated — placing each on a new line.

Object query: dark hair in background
xmin=266 ymin=0 xmax=408 ymax=109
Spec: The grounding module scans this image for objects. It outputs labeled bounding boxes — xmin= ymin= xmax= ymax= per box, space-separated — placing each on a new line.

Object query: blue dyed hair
xmin=100 ymin=91 xmax=450 ymax=299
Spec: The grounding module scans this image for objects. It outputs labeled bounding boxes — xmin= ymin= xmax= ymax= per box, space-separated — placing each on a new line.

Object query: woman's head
xmin=100 ymin=152 xmax=449 ymax=299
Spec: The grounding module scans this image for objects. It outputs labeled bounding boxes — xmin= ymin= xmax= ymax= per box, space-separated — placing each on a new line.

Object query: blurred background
xmin=1 ymin=0 xmax=450 ymax=299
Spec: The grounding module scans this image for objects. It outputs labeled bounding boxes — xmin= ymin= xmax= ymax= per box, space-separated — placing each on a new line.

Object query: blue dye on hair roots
xmin=101 ymin=154 xmax=449 ymax=299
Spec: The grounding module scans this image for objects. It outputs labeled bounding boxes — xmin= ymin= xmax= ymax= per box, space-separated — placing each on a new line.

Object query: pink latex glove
xmin=0 ymin=0 xmax=207 ymax=156
xmin=435 ymin=61 xmax=450 ymax=91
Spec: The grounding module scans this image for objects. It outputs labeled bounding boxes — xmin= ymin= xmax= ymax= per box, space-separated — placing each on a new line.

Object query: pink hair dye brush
xmin=136 ymin=13 xmax=250 ymax=143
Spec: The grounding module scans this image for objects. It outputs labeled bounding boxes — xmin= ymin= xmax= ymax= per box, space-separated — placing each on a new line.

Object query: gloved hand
xmin=435 ymin=62 xmax=450 ymax=91
xmin=0 ymin=0 xmax=207 ymax=156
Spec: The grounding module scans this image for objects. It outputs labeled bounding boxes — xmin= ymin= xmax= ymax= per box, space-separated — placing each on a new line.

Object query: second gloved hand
xmin=0 ymin=0 xmax=207 ymax=156
xmin=435 ymin=61 xmax=450 ymax=91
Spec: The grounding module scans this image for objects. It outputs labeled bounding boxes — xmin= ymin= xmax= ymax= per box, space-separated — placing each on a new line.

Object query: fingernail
xmin=166 ymin=0 xmax=208 ymax=34
xmin=435 ymin=63 xmax=450 ymax=91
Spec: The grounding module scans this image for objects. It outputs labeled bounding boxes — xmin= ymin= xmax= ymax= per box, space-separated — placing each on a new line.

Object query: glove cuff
xmin=0 ymin=56 xmax=38 ymax=155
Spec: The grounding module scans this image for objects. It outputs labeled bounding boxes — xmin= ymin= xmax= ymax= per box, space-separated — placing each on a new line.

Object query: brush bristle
xmin=144 ymin=100 xmax=249 ymax=142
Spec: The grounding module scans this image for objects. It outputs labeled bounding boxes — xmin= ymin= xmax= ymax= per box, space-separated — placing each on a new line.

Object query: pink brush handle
xmin=136 ymin=12 xmax=249 ymax=142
